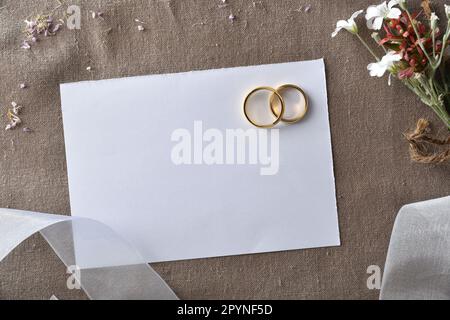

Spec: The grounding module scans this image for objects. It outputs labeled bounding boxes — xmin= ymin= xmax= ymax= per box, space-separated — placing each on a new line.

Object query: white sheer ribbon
xmin=0 ymin=208 xmax=178 ymax=300
xmin=381 ymin=196 xmax=450 ymax=300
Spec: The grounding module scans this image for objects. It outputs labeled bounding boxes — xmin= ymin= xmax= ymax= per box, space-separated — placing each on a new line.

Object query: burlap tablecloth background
xmin=0 ymin=0 xmax=449 ymax=300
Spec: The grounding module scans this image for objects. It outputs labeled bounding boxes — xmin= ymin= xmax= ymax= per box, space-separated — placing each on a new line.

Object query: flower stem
xmin=430 ymin=104 xmax=450 ymax=129
xmin=403 ymin=77 xmax=450 ymax=130
xmin=436 ymin=21 xmax=450 ymax=70
xmin=356 ymin=33 xmax=380 ymax=61
xmin=432 ymin=29 xmax=436 ymax=59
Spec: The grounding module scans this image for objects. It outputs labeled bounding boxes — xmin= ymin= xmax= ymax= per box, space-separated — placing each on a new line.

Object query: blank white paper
xmin=60 ymin=59 xmax=340 ymax=264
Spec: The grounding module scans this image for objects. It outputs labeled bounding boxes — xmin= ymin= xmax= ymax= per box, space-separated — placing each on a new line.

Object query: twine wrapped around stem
xmin=404 ymin=119 xmax=450 ymax=164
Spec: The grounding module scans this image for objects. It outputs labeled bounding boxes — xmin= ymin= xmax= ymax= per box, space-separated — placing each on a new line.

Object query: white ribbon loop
xmin=0 ymin=208 xmax=177 ymax=300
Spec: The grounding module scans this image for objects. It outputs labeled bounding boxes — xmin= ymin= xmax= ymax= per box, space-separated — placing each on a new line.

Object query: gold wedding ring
xmin=243 ymin=86 xmax=285 ymax=129
xmin=243 ymin=84 xmax=308 ymax=128
xmin=269 ymin=84 xmax=308 ymax=124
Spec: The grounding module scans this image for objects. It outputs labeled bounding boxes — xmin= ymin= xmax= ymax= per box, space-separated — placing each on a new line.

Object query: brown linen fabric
xmin=0 ymin=0 xmax=449 ymax=300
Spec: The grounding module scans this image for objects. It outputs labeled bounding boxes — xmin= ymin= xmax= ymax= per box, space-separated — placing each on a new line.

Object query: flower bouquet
xmin=333 ymin=0 xmax=450 ymax=163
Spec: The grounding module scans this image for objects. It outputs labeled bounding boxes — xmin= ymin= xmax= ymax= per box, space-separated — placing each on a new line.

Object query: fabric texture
xmin=0 ymin=0 xmax=449 ymax=299
xmin=381 ymin=196 xmax=450 ymax=300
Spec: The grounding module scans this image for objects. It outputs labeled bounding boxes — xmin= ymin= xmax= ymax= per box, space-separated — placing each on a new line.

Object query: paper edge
xmin=59 ymin=59 xmax=325 ymax=89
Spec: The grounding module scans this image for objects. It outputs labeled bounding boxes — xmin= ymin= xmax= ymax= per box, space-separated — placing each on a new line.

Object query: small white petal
xmin=332 ymin=21 xmax=347 ymax=37
xmin=366 ymin=6 xmax=382 ymax=20
xmin=373 ymin=17 xmax=384 ymax=30
xmin=336 ymin=20 xmax=350 ymax=29
xmin=387 ymin=7 xmax=401 ymax=19
xmin=388 ymin=0 xmax=399 ymax=9
xmin=371 ymin=65 xmax=385 ymax=77
xmin=351 ymin=9 xmax=364 ymax=20
xmin=366 ymin=18 xmax=375 ymax=29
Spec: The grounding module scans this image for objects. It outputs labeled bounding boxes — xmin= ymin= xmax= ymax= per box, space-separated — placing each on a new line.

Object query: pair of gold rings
xmin=243 ymin=84 xmax=308 ymax=128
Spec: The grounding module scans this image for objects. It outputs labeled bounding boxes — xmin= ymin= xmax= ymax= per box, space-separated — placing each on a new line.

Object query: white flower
xmin=367 ymin=52 xmax=402 ymax=77
xmin=332 ymin=10 xmax=364 ymax=37
xmin=366 ymin=0 xmax=402 ymax=30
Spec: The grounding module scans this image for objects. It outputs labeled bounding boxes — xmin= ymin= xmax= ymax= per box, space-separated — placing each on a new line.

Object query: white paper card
xmin=60 ymin=59 xmax=340 ymax=263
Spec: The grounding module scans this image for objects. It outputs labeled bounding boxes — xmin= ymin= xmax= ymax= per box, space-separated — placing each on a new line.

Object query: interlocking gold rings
xmin=243 ymin=86 xmax=285 ymax=129
xmin=243 ymin=84 xmax=308 ymax=128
